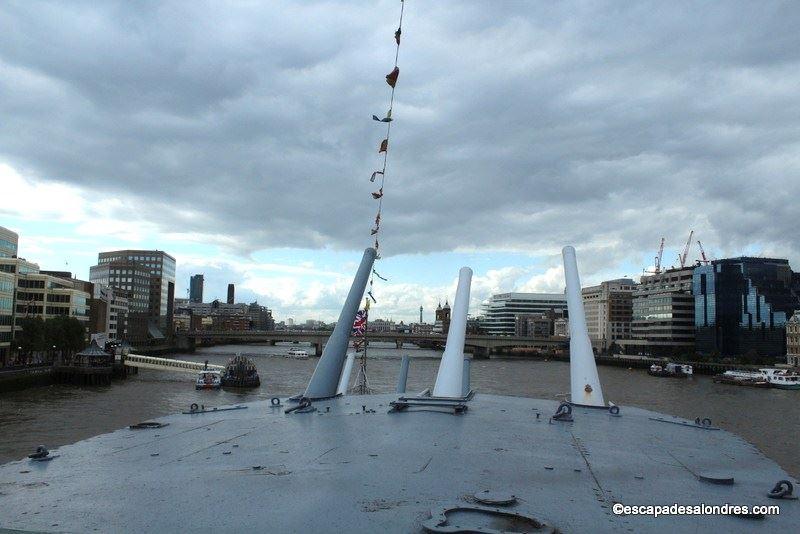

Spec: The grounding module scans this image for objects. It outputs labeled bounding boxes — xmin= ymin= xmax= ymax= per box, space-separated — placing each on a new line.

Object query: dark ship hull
xmin=221 ymin=375 xmax=261 ymax=388
xmin=221 ymin=355 xmax=261 ymax=389
xmin=647 ymin=369 xmax=688 ymax=378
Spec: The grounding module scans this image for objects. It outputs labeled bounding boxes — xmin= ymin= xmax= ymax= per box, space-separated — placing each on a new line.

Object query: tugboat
xmin=221 ymin=355 xmax=261 ymax=388
xmin=647 ymin=362 xmax=693 ymax=377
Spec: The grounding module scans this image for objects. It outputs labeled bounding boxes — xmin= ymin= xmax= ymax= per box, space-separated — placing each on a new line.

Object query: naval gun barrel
xmin=304 ymin=248 xmax=376 ymax=400
xmin=562 ymin=246 xmax=605 ymax=406
xmin=336 ymin=352 xmax=356 ymax=396
xmin=433 ymin=266 xmax=472 ymax=397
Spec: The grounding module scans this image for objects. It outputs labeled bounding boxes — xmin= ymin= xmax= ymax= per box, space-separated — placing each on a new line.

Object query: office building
xmin=177 ymin=300 xmax=248 ymax=316
xmin=14 ymin=271 xmax=90 ymax=323
xmin=88 ymin=285 xmax=129 ymax=343
xmin=482 ymin=293 xmax=568 ymax=336
xmin=787 ymin=312 xmax=800 ymax=367
xmin=553 ymin=317 xmax=569 ymax=337
xmin=175 ymin=299 xmax=273 ymax=332
xmin=173 ymin=312 xmax=191 ymax=333
xmin=189 ymin=274 xmax=204 ymax=303
xmin=0 ymin=226 xmax=19 ymax=258
xmin=620 ymin=267 xmax=695 ymax=357
xmin=0 ymin=270 xmax=13 ymax=365
xmin=694 ymin=257 xmax=798 ymax=359
xmin=412 ymin=322 xmax=433 ymax=334
xmin=89 ymin=262 xmax=151 ymax=314
xmin=466 ymin=316 xmax=485 ymax=335
xmin=514 ymin=313 xmax=552 ymax=338
xmin=0 ymin=234 xmax=92 ymax=363
xmin=369 ymin=319 xmax=396 ymax=333
xmin=227 ymin=284 xmax=235 ymax=305
xmin=40 ymin=271 xmax=94 ymax=295
xmin=247 ymin=301 xmax=275 ymax=330
xmin=94 ymin=250 xmax=175 ymax=339
xmin=0 ymin=256 xmax=37 ymax=365
xmin=0 ymin=230 xmax=21 ymax=363
xmin=9 ymin=266 xmax=91 ymax=358
xmin=177 ymin=300 xmax=248 ymax=332
xmin=582 ymin=279 xmax=636 ymax=351
xmin=97 ymin=250 xmax=175 ymax=318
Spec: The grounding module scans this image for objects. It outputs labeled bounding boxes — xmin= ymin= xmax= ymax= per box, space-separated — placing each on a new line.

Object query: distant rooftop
xmin=490 ymin=292 xmax=566 ymax=300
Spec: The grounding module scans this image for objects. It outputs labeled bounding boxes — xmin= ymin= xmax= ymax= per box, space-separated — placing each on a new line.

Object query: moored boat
xmin=195 ymin=369 xmax=222 ymax=390
xmin=647 ymin=362 xmax=692 ymax=378
xmin=221 ymin=355 xmax=261 ymax=388
xmin=759 ymin=368 xmax=800 ymax=390
xmin=712 ymin=370 xmax=770 ymax=388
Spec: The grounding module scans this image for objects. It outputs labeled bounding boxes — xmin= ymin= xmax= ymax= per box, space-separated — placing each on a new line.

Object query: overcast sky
xmin=2 ymin=1 xmax=799 ymax=322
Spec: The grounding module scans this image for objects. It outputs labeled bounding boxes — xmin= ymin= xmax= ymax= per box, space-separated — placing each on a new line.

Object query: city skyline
xmin=2 ymin=217 xmax=797 ymax=325
xmin=2 ymin=2 xmax=799 ymax=322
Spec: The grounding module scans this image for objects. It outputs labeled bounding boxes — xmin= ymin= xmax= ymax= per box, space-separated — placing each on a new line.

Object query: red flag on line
xmin=378 ymin=139 xmax=388 ymax=153
xmin=386 ymin=67 xmax=399 ymax=88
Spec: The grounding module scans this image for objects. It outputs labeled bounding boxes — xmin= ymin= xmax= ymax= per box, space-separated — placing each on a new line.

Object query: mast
xmin=352 ymin=297 xmax=373 ymax=395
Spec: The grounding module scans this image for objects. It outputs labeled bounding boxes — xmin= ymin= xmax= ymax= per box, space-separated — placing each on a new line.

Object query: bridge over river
xmin=186 ymin=330 xmax=567 ymax=358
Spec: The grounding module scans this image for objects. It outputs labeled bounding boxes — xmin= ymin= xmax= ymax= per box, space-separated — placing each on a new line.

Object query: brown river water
xmin=1 ymin=343 xmax=798 ymax=477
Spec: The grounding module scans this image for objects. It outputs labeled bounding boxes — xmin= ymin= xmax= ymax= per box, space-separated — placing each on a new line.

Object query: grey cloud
xmin=2 ymin=1 xmax=800 ymax=272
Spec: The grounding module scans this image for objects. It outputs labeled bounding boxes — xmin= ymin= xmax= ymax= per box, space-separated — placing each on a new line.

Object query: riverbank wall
xmin=0 ymin=365 xmax=53 ymax=392
xmin=488 ymin=350 xmax=780 ymax=375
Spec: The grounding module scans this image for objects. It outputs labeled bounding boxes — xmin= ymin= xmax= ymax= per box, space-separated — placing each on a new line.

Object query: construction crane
xmin=678 ymin=230 xmax=694 ymax=268
xmin=654 ymin=237 xmax=665 ymax=274
xmin=697 ymin=240 xmax=710 ymax=264
xmin=643 ymin=237 xmax=666 ymax=274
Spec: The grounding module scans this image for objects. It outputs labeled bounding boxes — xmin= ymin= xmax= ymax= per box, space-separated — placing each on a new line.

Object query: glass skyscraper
xmin=190 ymin=274 xmax=204 ymax=303
xmin=0 ymin=226 xmax=18 ymax=258
xmin=694 ymin=257 xmax=798 ymax=359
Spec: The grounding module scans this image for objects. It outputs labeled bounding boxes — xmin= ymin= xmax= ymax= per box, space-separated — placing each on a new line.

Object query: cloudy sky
xmin=2 ymin=1 xmax=799 ymax=322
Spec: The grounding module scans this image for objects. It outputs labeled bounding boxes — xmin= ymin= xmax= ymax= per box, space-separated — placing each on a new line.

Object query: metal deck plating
xmin=1 ymin=393 xmax=796 ymax=532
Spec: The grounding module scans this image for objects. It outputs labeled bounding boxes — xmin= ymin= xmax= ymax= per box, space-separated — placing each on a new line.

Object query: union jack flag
xmin=352 ymin=309 xmax=368 ymax=336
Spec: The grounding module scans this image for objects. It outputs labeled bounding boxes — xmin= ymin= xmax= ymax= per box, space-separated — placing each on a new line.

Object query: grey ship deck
xmin=1 ymin=393 xmax=797 ymax=532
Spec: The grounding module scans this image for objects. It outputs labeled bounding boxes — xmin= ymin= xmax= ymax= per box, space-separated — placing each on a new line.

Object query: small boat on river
xmin=221 ymin=355 xmax=261 ymax=388
xmin=647 ymin=362 xmax=692 ymax=378
xmin=287 ymin=348 xmax=309 ymax=359
xmin=712 ymin=370 xmax=770 ymax=388
xmin=759 ymin=368 xmax=800 ymax=390
xmin=195 ymin=369 xmax=222 ymax=390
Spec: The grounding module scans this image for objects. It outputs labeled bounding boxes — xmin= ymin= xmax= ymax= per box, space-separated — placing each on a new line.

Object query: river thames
xmin=1 ymin=343 xmax=798 ymax=477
